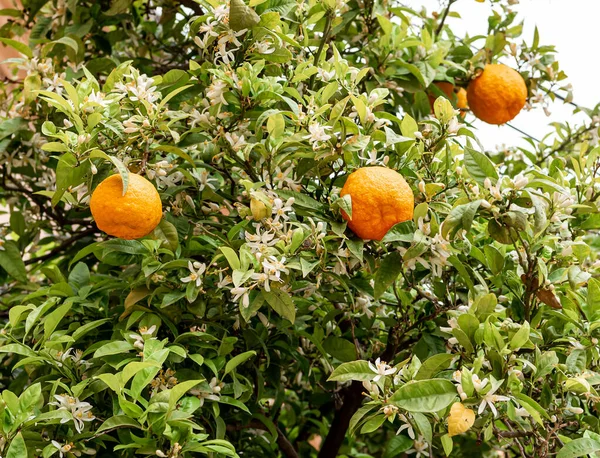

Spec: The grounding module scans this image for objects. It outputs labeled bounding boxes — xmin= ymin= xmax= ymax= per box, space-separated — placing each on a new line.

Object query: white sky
xmin=406 ymin=0 xmax=600 ymax=150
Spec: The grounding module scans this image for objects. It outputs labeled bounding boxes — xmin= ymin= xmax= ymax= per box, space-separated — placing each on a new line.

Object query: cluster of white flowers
xmin=368 ymin=357 xmax=397 ymax=382
xmin=193 ymin=3 xmax=251 ymax=65
xmin=54 ymin=348 xmax=89 ymax=368
xmin=50 ymin=394 xmax=96 ymax=433
xmin=189 ymin=377 xmax=223 ymax=407
xmin=304 ymin=122 xmax=332 ymax=150
xmin=261 ymin=163 xmax=302 ymax=192
xmin=181 ymin=261 xmax=207 ymax=288
xmin=222 ymin=193 xmax=296 ymax=309
xmin=398 ymin=218 xmax=451 ymax=278
xmin=129 ymin=325 xmax=157 ymax=352
xmin=452 ymin=371 xmax=510 ymax=417
xmin=115 ymin=72 xmax=161 ymax=106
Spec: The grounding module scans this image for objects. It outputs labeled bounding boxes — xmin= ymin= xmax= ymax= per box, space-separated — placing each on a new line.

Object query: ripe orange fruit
xmin=90 ymin=173 xmax=162 ymax=239
xmin=340 ymin=166 xmax=414 ymax=241
xmin=428 ymin=82 xmax=468 ymax=117
xmin=467 ymin=64 xmax=527 ymax=125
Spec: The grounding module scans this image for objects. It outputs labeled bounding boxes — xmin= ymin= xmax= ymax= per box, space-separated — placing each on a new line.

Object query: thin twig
xmin=506 ymin=122 xmax=541 ymax=143
xmin=435 ymin=0 xmax=458 ymax=37
xmin=227 ymin=420 xmax=299 ymax=458
xmin=309 ymin=13 xmax=334 ymax=90
xmin=24 ymin=227 xmax=97 ymax=266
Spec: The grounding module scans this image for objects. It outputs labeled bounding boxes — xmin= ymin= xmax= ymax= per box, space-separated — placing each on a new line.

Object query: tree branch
xmin=227 ymin=420 xmax=299 ymax=458
xmin=318 ymin=295 xmax=456 ymax=458
xmin=435 ymin=0 xmax=458 ymax=37
xmin=24 ymin=227 xmax=97 ymax=265
xmin=179 ymin=0 xmax=204 ymax=15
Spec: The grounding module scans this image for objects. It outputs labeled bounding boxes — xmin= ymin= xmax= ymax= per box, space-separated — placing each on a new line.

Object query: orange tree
xmin=0 ymin=0 xmax=599 ymax=457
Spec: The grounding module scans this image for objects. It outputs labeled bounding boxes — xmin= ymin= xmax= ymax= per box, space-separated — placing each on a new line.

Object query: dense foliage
xmin=0 ymin=0 xmax=599 ymax=457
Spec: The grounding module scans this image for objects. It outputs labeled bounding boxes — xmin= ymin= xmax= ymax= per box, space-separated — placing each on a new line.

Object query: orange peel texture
xmin=90 ymin=173 xmax=162 ymax=240
xmin=340 ymin=166 xmax=414 ymax=241
xmin=467 ymin=64 xmax=527 ymax=125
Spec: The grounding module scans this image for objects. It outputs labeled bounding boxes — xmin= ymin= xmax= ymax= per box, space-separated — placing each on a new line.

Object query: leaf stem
xmin=309 ymin=12 xmax=334 ymax=90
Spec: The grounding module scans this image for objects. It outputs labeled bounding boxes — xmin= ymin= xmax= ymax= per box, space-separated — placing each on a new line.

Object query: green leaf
xmin=441 ymin=434 xmax=453 ymax=456
xmin=229 ymin=0 xmax=260 ymax=30
xmin=6 ymin=432 xmax=27 ymax=458
xmin=44 ymin=301 xmax=72 ymax=339
xmin=415 ymin=354 xmax=454 ymax=380
xmin=510 ymin=321 xmax=530 ymax=349
xmin=323 ymin=336 xmax=357 ymax=362
xmin=464 ymin=146 xmax=498 ymax=185
xmin=328 ymin=361 xmax=374 ymax=382
xmin=400 ymin=114 xmax=418 ymax=138
xmin=442 ymin=200 xmax=481 ymax=239
xmin=41 ymin=141 xmax=68 ymax=152
xmin=566 ymin=349 xmax=587 ymax=374
xmin=152 ymin=144 xmax=195 ymax=167
xmin=389 ymin=379 xmax=457 ymax=412
xmin=217 ymin=395 xmax=251 ymax=414
xmin=514 ymin=392 xmax=550 ymax=425
xmin=151 ymin=219 xmax=177 ymax=252
xmin=95 ymin=415 xmax=142 ymax=435
xmin=384 ymin=435 xmax=413 ymax=457
xmin=0 ymin=343 xmax=36 ymax=358
xmin=360 ymin=414 xmax=386 ymax=434
xmin=374 ymin=251 xmax=402 ymax=299
xmin=89 ymin=150 xmax=129 ymax=195
xmin=0 ymin=38 xmax=32 ymax=58
xmin=0 ymin=240 xmax=27 ymax=282
xmin=99 ymin=239 xmax=149 ymax=255
xmin=220 ymin=247 xmax=241 ymax=270
xmin=556 ymin=438 xmax=600 ymax=458
xmin=448 ymin=255 xmax=475 ymax=292
xmin=19 ymin=382 xmax=41 ymax=412
xmin=457 ymin=314 xmax=479 ymax=341
xmin=584 ymin=278 xmax=600 ymax=320
xmin=451 ymin=328 xmax=474 ymax=353
xmin=349 ymin=403 xmax=378 ymax=435
xmin=157 ymin=84 xmax=193 ymax=111
xmin=68 ymin=262 xmax=90 ymax=290
xmin=335 ymin=194 xmax=352 ymax=219
xmin=224 ymin=351 xmax=257 ymax=375
xmin=106 ymin=0 xmax=133 ymax=15
xmin=9 ymin=305 xmax=32 ymax=328
xmin=413 ymin=412 xmax=432 ymax=443
xmin=93 ymin=341 xmax=134 ymax=358
xmin=277 ymin=189 xmax=325 ymax=212
xmin=483 ymin=245 xmax=504 ymax=274
xmin=262 ymin=288 xmax=295 ymax=323
xmin=10 ymin=212 xmax=25 ymax=237
xmin=120 ymin=361 xmax=161 ymax=385
xmin=72 ymin=318 xmax=111 ymax=341
xmin=168 ymin=379 xmax=203 ymax=411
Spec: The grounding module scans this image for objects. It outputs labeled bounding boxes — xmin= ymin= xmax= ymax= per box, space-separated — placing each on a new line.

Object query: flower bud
xmin=250 ymin=197 xmax=270 ymax=221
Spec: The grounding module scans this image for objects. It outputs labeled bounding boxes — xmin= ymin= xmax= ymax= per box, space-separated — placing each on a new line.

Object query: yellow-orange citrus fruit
xmin=340 ymin=166 xmax=414 ymax=241
xmin=467 ymin=64 xmax=527 ymax=125
xmin=428 ymin=82 xmax=469 ymax=117
xmin=90 ymin=173 xmax=162 ymax=240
